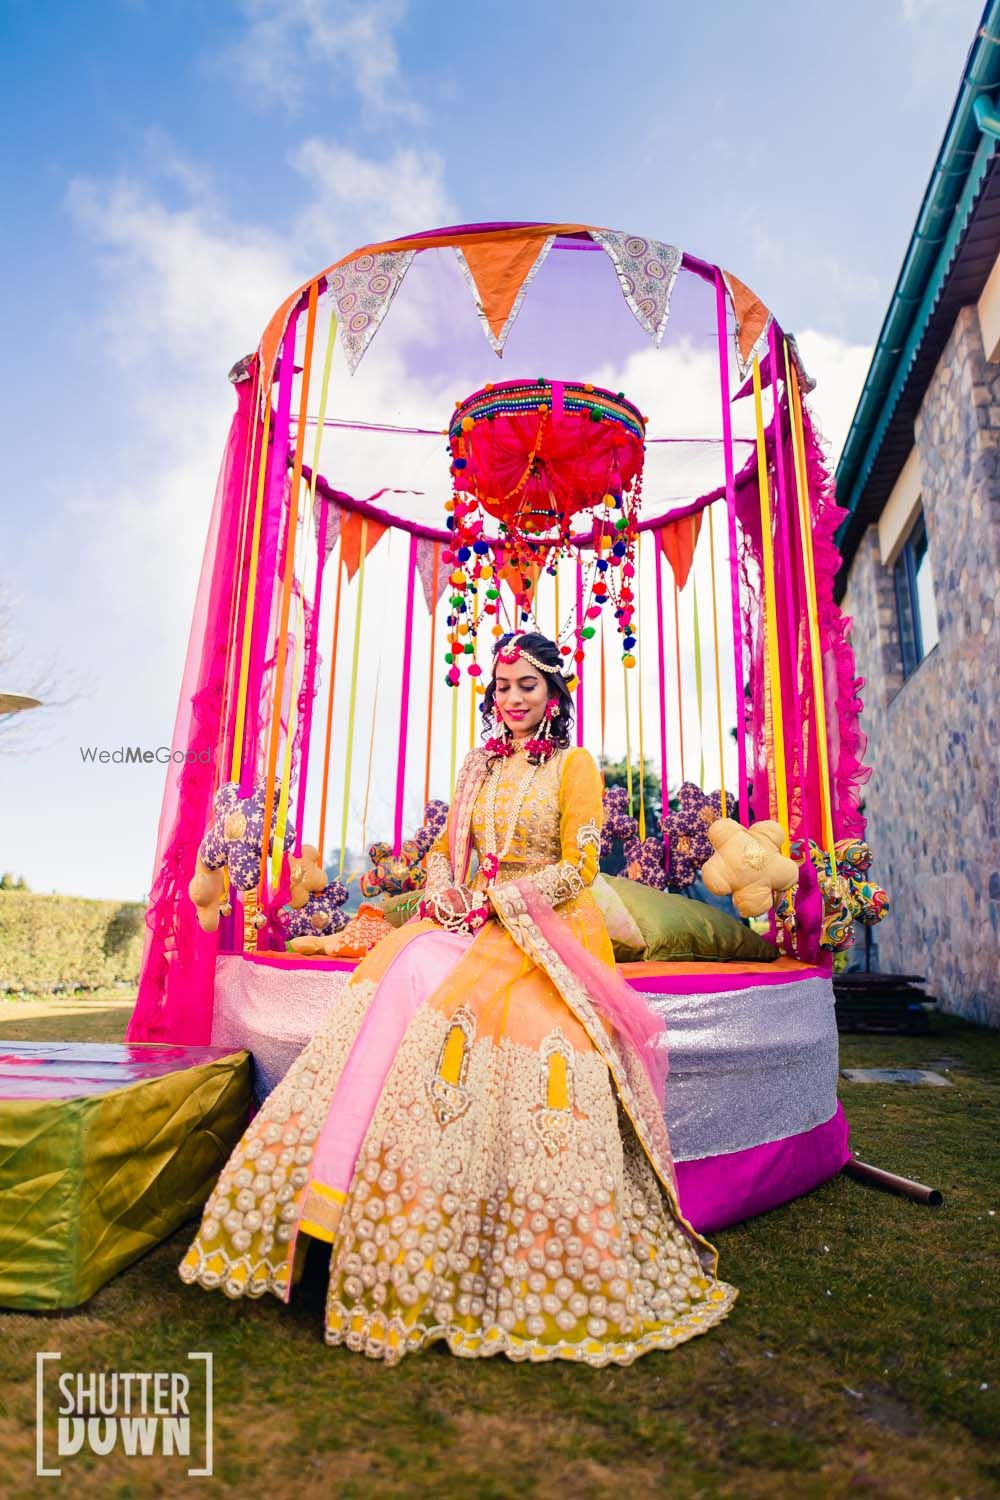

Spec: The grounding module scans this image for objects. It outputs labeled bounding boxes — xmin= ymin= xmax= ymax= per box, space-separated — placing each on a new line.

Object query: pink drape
xmin=514 ymin=880 xmax=669 ymax=1107
xmin=127 ymin=376 xmax=257 ymax=1044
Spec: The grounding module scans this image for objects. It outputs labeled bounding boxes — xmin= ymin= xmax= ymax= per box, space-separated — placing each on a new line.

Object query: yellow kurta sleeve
xmin=491 ymin=746 xmax=604 ymax=912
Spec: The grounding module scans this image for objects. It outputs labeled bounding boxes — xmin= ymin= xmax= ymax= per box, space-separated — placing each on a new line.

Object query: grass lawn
xmin=0 ymin=997 xmax=997 ymax=1498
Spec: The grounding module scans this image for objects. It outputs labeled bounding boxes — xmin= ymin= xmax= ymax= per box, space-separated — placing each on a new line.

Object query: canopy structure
xmin=126 ymin=221 xmax=871 ymax=1047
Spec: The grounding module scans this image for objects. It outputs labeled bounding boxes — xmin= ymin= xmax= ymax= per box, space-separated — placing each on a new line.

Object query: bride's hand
xmin=437 ymin=885 xmax=476 ymax=919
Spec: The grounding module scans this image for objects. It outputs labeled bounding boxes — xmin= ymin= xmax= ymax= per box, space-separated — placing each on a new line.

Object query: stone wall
xmin=842 ymin=304 xmax=1000 ymax=1025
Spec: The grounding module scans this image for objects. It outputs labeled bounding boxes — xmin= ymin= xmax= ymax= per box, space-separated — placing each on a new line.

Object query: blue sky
xmin=0 ymin=0 xmax=984 ymax=900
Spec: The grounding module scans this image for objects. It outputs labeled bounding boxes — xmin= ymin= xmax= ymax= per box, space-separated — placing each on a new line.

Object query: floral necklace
xmin=479 ymin=742 xmax=549 ymax=884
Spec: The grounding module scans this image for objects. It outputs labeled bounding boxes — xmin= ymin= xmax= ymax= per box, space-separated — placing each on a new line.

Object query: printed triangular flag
xmin=591 ymin=229 xmax=682 ymax=347
xmin=325 ymin=249 xmax=415 ymax=374
xmin=416 ymin=538 xmax=449 ymax=613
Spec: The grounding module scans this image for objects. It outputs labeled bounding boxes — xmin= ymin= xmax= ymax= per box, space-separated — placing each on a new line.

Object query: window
xmin=893 ymin=508 xmax=939 ymax=679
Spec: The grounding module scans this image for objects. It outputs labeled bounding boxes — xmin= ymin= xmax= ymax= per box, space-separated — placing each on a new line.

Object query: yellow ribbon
xmin=623 ymin=654 xmax=634 ymax=817
xmin=692 ymin=569 xmax=705 ymax=789
xmin=752 ymin=356 xmax=790 ymax=852
xmin=339 ymin=516 xmax=368 ymax=877
xmin=271 ymin=584 xmax=305 ymax=888
xmin=707 ymin=504 xmax=726 ymax=811
xmin=636 ymin=534 xmax=646 ymax=841
xmin=785 ymin=342 xmax=836 ymax=863
xmin=229 ymin=396 xmax=272 ymax=781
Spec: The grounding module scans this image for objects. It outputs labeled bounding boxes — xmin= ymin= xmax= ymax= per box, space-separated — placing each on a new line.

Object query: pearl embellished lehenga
xmin=179 ymin=744 xmax=737 ymax=1364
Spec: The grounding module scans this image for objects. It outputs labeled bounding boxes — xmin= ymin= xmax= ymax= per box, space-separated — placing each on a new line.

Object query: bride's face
xmin=493 ymin=666 xmax=551 ymax=738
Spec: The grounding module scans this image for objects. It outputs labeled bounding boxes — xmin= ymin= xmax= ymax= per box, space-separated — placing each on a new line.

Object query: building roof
xmin=834 ymin=2 xmax=1000 ymax=596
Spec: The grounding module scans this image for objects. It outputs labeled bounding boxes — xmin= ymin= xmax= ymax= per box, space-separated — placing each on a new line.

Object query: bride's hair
xmin=480 ymin=631 xmax=575 ymax=758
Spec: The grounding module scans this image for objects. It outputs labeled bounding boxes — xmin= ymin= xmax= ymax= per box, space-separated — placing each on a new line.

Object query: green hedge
xmin=0 ymin=891 xmax=147 ymax=994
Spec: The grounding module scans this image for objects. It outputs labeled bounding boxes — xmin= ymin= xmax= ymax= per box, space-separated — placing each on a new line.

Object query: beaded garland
xmin=441 ymin=378 xmax=647 ymax=689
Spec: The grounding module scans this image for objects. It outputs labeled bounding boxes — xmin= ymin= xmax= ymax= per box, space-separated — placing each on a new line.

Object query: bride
xmin=180 ymin=630 xmax=737 ymax=1364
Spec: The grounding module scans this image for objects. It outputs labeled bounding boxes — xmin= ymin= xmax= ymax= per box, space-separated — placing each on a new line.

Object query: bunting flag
xmin=659 ymin=510 xmax=703 ymax=591
xmin=340 ymin=509 xmax=388 ymax=580
xmin=454 ymin=233 xmax=555 ymax=355
xmin=313 ymin=498 xmax=342 ymax=565
xmin=325 ymin=249 xmax=416 ymax=373
xmin=722 ymin=269 xmax=772 ymax=383
xmin=591 ymin=230 xmax=682 ymax=347
xmin=416 ymin=536 xmax=449 ymax=613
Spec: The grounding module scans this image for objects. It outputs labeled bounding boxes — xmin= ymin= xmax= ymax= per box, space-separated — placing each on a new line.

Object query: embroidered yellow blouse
xmin=426 ymin=745 xmax=605 ymax=919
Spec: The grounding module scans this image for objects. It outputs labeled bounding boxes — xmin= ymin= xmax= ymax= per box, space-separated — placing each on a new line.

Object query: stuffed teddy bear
xmin=358 ymin=800 xmax=450 ymax=899
xmin=275 ymin=845 xmax=350 ymax=940
xmin=700 ymin=817 xmax=799 ymax=918
xmin=662 ymin=782 xmax=737 ymax=887
xmin=600 ymin=786 xmax=668 ymax=890
xmin=188 ymin=779 xmax=297 ymax=932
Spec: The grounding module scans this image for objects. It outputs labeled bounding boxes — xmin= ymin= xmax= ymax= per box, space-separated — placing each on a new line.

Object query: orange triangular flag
xmin=456 ymin=234 xmax=556 ymax=354
xmin=340 ymin=510 xmax=388 ymax=581
xmin=659 ymin=512 xmax=703 ymax=591
xmin=722 ymin=270 xmax=771 ymax=378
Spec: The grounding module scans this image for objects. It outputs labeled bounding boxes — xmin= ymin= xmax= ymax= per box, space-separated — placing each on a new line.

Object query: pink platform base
xmin=675 ymin=1103 xmax=851 ymax=1232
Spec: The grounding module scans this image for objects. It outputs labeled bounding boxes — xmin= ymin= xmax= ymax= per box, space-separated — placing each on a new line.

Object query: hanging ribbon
xmin=623 ymin=652 xmax=634 ymax=817
xmin=241 ymin=312 xmax=298 ymax=800
xmin=673 ymin=576 xmax=685 ymax=783
xmin=692 ymin=569 xmax=705 ymax=788
xmin=393 ymin=533 xmax=418 ymax=854
xmin=259 ymin=284 xmax=318 ymax=904
xmin=339 ymin=517 xmax=369 ymax=877
xmin=317 ymin=548 xmax=345 ymax=864
xmin=714 ymin=269 xmax=749 ymax=826
xmin=786 ymin=344 xmax=836 ymax=863
xmin=707 ymin=505 xmax=726 ymax=810
xmin=293 ymin=311 xmax=339 ymax=850
xmin=752 ymin=354 xmax=790 ymax=851
xmin=423 ymin=542 xmax=440 ymax=805
xmin=768 ymin=321 xmax=806 ymax=842
xmin=636 ymin=533 xmax=646 ymax=840
xmin=229 ymin=394 xmax=272 ymax=783
xmin=600 ymin=612 xmax=607 ymax=766
xmin=272 ymin=585 xmax=306 ymax=888
xmin=361 ymin=655 xmax=382 ymax=855
xmin=449 ymin=668 xmax=459 ymax=798
xmin=219 ymin=362 xmax=261 ymax=790
xmin=654 ymin=532 xmax=669 ymax=871
xmin=575 ymin=557 xmax=585 ymax=746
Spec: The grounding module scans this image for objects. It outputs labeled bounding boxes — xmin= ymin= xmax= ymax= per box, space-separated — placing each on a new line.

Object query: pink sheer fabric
xmin=514 ymin=881 xmax=670 ymax=1109
xmin=307 ymin=931 xmax=473 ymax=1197
xmin=126 ymin=376 xmax=257 ymax=1045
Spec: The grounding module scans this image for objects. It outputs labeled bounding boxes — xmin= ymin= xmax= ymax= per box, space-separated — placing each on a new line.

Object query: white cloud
xmin=793 ymin=329 xmax=873 ymax=464
xmin=17 ymin=136 xmax=455 ymax=897
xmin=221 ymin=0 xmax=419 ymax=120
xmin=290 ymin=138 xmax=452 ymax=251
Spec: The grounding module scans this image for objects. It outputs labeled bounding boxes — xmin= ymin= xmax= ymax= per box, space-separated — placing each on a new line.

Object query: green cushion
xmin=604 ymin=875 xmax=779 ymax=963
